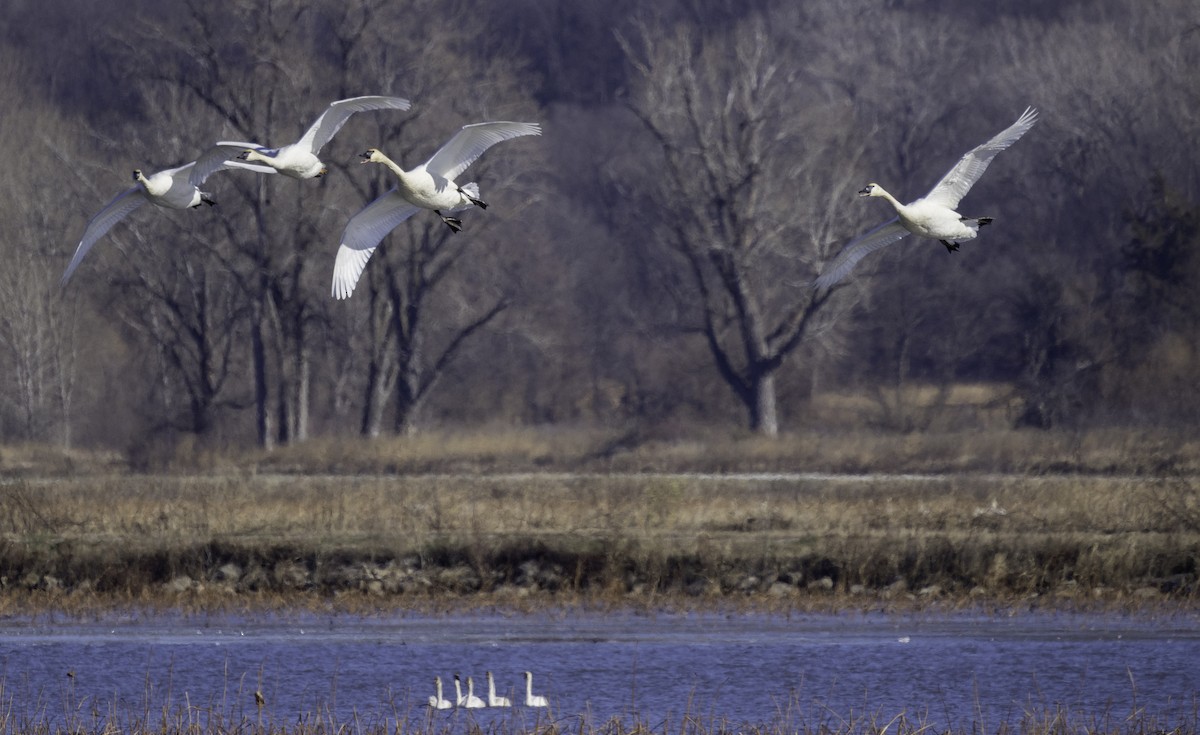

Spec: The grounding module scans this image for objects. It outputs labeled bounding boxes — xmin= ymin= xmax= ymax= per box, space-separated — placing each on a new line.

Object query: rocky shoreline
xmin=7 ymin=541 xmax=1196 ymax=613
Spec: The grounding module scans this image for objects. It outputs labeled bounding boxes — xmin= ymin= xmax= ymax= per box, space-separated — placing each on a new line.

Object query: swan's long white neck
xmin=371 ymin=151 xmax=406 ymax=180
xmin=870 ymin=185 xmax=906 ymax=213
xmin=488 ymin=674 xmax=497 ymax=697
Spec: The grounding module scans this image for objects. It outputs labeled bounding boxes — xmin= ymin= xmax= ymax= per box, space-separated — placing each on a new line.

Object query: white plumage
xmin=487 ymin=671 xmax=511 ymax=707
xmin=523 ymin=671 xmax=548 ymax=708
xmin=61 ymin=158 xmax=270 ymax=285
xmin=814 ymin=107 xmax=1038 ymax=290
xmin=191 ymin=95 xmax=411 ymax=182
xmin=427 ymin=676 xmax=453 ymax=710
xmin=330 ymin=121 xmax=541 ymax=300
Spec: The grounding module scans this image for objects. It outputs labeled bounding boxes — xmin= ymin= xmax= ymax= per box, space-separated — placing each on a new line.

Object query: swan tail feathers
xmin=458 ymin=182 xmax=485 ymax=209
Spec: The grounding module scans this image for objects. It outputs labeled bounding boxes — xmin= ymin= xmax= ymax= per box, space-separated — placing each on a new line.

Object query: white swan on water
xmin=190 ymin=95 xmax=411 ymax=182
xmin=453 ymin=674 xmax=466 ymax=707
xmin=523 ymin=671 xmax=548 ymax=707
xmin=427 ymin=677 xmax=453 ymax=710
xmin=464 ymin=676 xmax=486 ymax=708
xmin=814 ymin=107 xmax=1038 ymax=290
xmin=60 ymin=157 xmax=271 ymax=285
xmin=329 ymin=120 xmax=541 ymax=299
xmin=486 ymin=671 xmax=511 ymax=707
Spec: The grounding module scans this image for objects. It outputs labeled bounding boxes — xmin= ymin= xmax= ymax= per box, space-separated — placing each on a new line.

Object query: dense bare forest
xmin=0 ymin=0 xmax=1197 ymax=452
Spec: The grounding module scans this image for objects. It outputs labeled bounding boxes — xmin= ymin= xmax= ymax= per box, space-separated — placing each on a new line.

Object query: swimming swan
xmin=486 ymin=671 xmax=511 ymax=707
xmin=329 ymin=120 xmax=541 ymax=300
xmin=60 ymin=159 xmax=271 ymax=285
xmin=453 ymin=674 xmax=466 ymax=707
xmin=428 ymin=676 xmax=453 ymax=710
xmin=813 ymin=107 xmax=1037 ymax=290
xmin=523 ymin=671 xmax=548 ymax=707
xmin=464 ymin=676 xmax=486 ymax=709
xmin=190 ymin=95 xmax=411 ymax=182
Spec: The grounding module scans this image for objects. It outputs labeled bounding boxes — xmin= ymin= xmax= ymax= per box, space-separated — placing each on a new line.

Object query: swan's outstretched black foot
xmin=459 ymin=187 xmax=487 ymax=209
xmin=436 ymin=211 xmax=463 ymax=233
xmin=196 ymin=194 xmax=217 ymax=208
xmin=977 ymin=217 xmax=993 ymax=227
xmin=940 ymin=240 xmax=960 ymax=253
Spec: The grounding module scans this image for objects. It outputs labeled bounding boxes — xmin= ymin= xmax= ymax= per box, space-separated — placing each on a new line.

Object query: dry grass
xmin=1 ymin=458 xmax=1197 ymax=613
xmin=6 ymin=424 xmax=1200 ymax=477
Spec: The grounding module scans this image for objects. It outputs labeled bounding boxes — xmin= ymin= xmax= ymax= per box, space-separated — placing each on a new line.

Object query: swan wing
xmin=423 ymin=121 xmax=541 ymax=182
xmin=297 ymin=95 xmax=412 ymax=155
xmin=924 ymin=107 xmax=1038 ymax=210
xmin=62 ymin=187 xmax=148 ymax=285
xmin=813 ymin=219 xmax=910 ymax=290
xmin=331 ymin=189 xmax=421 ymax=299
xmin=190 ymin=142 xmax=274 ymax=186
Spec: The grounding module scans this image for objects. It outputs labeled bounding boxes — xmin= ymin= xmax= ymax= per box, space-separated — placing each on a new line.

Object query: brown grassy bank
xmin=2 ymin=428 xmax=1198 ymax=613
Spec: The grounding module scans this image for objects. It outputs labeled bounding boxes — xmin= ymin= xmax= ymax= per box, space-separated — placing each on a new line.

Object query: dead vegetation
xmin=1 ymin=427 xmax=1198 ymax=612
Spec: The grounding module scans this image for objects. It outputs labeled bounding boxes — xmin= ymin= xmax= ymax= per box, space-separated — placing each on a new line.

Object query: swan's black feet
xmin=459 ymin=187 xmax=487 ymax=209
xmin=437 ymin=211 xmax=463 ymax=233
xmin=940 ymin=240 xmax=960 ymax=253
xmin=197 ymin=195 xmax=217 ymax=208
xmin=977 ymin=217 xmax=993 ymax=227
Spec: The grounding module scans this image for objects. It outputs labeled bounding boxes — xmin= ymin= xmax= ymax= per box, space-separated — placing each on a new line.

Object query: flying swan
xmin=60 ymin=158 xmax=272 ymax=285
xmin=190 ymin=95 xmax=412 ymax=182
xmin=427 ymin=676 xmax=453 ymax=710
xmin=329 ymin=120 xmax=541 ymax=300
xmin=486 ymin=671 xmax=511 ymax=707
xmin=813 ymin=107 xmax=1038 ymax=290
xmin=523 ymin=671 xmax=548 ymax=708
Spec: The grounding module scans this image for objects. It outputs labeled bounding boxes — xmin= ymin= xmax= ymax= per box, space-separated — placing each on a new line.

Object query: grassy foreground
xmin=0 ymin=427 xmax=1197 ymax=613
xmin=1 ymin=702 xmax=1196 ymax=735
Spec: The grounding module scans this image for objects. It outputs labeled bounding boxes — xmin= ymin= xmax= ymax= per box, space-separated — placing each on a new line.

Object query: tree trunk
xmin=749 ymin=371 xmax=779 ymax=437
xmin=252 ymin=306 xmax=273 ymax=450
xmin=394 ymin=355 xmax=422 ymax=436
xmin=295 ymin=344 xmax=310 ymax=442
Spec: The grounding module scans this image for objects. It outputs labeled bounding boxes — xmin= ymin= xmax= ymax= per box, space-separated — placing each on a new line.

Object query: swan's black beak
xmin=237 ymin=150 xmax=252 ymax=161
xmin=131 ymin=170 xmax=141 ymax=181
xmin=359 ymin=151 xmax=372 ymax=163
xmin=858 ymin=185 xmax=873 ymax=196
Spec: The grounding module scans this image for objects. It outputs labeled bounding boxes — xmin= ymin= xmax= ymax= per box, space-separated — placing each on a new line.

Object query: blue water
xmin=0 ymin=611 xmax=1197 ymax=730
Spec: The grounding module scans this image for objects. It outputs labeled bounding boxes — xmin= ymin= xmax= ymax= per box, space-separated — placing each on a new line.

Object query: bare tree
xmin=329 ymin=1 xmax=546 ymax=436
xmin=0 ymin=55 xmax=83 ymax=445
xmin=616 ymin=12 xmax=865 ymax=435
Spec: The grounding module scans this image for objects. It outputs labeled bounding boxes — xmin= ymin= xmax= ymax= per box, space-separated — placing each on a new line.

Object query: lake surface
xmin=1 ymin=610 xmax=1197 ymax=730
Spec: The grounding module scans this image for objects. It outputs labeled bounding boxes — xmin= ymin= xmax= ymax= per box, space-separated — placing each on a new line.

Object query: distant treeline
xmin=0 ymin=0 xmax=1196 ymax=452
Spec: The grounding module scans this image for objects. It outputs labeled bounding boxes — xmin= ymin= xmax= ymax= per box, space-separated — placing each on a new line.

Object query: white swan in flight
xmin=486 ymin=671 xmax=511 ymax=707
xmin=463 ymin=676 xmax=487 ymax=709
xmin=427 ymin=676 xmax=453 ymax=710
xmin=814 ymin=107 xmax=1038 ymax=290
xmin=61 ymin=158 xmax=271 ymax=285
xmin=329 ymin=120 xmax=541 ymax=300
xmin=190 ymin=95 xmax=411 ymax=182
xmin=523 ymin=671 xmax=548 ymax=707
